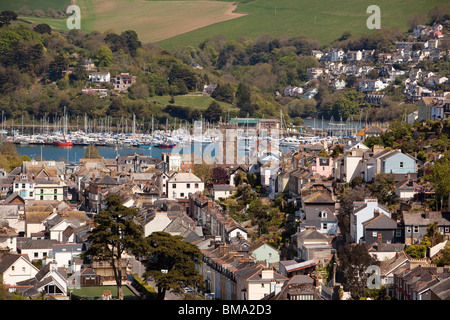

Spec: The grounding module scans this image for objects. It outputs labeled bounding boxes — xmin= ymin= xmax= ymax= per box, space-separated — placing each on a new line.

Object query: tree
xmin=121 ymin=30 xmax=142 ymax=57
xmin=84 ymin=144 xmax=101 ymax=159
xmin=49 ymin=53 xmax=68 ymax=80
xmin=426 ymin=221 xmax=444 ymax=247
xmin=337 ymin=243 xmax=376 ymax=299
xmin=236 ymin=82 xmax=254 ymax=116
xmin=193 ymin=163 xmax=213 ymax=185
xmin=33 ymin=23 xmax=51 ymax=34
xmin=0 ymin=10 xmax=18 ymax=26
xmin=211 ymin=83 xmax=234 ymax=104
xmin=204 ymin=101 xmax=223 ymax=123
xmin=82 ymin=195 xmax=145 ymax=300
xmin=368 ymin=173 xmax=395 ymax=205
xmin=96 ymin=45 xmax=113 ymax=67
xmin=425 ymin=158 xmax=450 ymax=211
xmin=143 ymin=232 xmax=204 ymax=300
xmin=211 ymin=166 xmax=228 ymax=184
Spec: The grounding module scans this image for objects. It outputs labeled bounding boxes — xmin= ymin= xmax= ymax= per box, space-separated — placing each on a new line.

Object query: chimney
xmin=424 ymin=209 xmax=430 ymax=220
xmin=377 ymin=233 xmax=382 ymax=251
xmin=261 ymin=268 xmax=274 ymax=280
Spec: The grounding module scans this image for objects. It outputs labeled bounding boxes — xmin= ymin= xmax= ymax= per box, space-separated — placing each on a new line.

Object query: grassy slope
xmin=156 ymin=0 xmax=449 ymax=50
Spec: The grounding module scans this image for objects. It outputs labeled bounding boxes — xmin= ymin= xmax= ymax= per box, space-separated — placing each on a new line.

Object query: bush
xmin=132 ymin=274 xmax=158 ymax=300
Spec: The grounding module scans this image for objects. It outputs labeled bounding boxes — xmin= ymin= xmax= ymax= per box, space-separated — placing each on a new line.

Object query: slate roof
xmin=0 ymin=253 xmax=30 ymax=273
xmin=362 ymin=213 xmax=397 ymax=229
xmin=403 ymin=211 xmax=450 ymax=226
xmin=378 ymin=251 xmax=410 ymax=276
xmin=168 ymin=172 xmax=202 ymax=183
xmin=302 ymin=190 xmax=335 ymax=204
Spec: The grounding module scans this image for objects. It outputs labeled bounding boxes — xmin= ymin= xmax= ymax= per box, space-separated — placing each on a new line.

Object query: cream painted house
xmin=166 ymin=172 xmax=204 ymax=199
xmin=0 ymin=253 xmax=39 ymax=285
xmin=235 ymin=265 xmax=287 ymax=300
xmin=141 ymin=211 xmax=173 ymax=237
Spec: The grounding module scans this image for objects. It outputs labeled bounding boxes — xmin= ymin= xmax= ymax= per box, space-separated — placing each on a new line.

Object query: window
xmin=180 ymin=193 xmax=185 ymax=197
xmin=54 ymin=195 xmax=58 ymax=200
xmin=15 ymin=183 xmax=18 ymax=188
xmin=40 ymin=195 xmax=44 ymax=200
xmin=414 ymin=226 xmax=419 ymax=233
xmin=195 ymin=183 xmax=199 ymax=188
xmin=172 ymin=184 xmax=176 ymax=189
xmin=372 ymin=231 xmax=378 ymax=237
xmin=400 ymin=162 xmax=404 ymax=168
xmin=406 ymin=227 xmax=411 ymax=234
xmin=29 ymin=192 xmax=33 ymax=197
xmin=186 ymin=183 xmax=190 ymax=189
xmin=322 ymin=223 xmax=328 ymax=230
xmin=22 ymin=183 xmax=25 ymax=188
xmin=396 ymin=229 xmax=402 ymax=237
xmin=54 ymin=189 xmax=57 ymax=194
xmin=445 ymin=227 xmax=450 ymax=233
xmin=34 ymin=252 xmax=38 ymax=258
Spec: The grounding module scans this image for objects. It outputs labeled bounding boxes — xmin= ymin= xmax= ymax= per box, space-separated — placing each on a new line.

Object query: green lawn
xmin=69 ymin=285 xmax=137 ymax=300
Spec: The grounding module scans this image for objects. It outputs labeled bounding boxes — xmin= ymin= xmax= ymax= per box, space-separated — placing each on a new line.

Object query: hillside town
xmin=0 ymin=11 xmax=450 ymax=302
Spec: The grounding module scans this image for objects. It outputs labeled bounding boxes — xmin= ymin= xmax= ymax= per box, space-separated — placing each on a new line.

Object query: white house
xmin=284 ymin=86 xmax=303 ymax=97
xmin=329 ymin=48 xmax=345 ymax=61
xmin=235 ymin=266 xmax=288 ymax=300
xmin=162 ymin=152 xmax=182 ymax=172
xmin=141 ymin=211 xmax=172 ymax=237
xmin=12 ymin=173 xmax=35 ymax=200
xmin=89 ymin=72 xmax=111 ymax=83
xmin=0 ymin=253 xmax=40 ymax=285
xmin=50 ymin=243 xmax=84 ymax=269
xmin=0 ymin=225 xmax=18 ymax=253
xmin=49 ymin=219 xmax=76 ymax=242
xmin=166 ymin=172 xmax=204 ymax=199
xmin=350 ymin=198 xmax=390 ymax=244
xmin=358 ymin=79 xmax=389 ymax=92
xmin=17 ymin=238 xmax=58 ymax=262
xmin=333 ymin=79 xmax=346 ymax=91
xmin=213 ymin=184 xmax=232 ymax=201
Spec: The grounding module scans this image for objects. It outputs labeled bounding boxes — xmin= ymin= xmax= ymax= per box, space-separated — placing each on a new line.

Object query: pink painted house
xmin=311 ymin=157 xmax=334 ymax=178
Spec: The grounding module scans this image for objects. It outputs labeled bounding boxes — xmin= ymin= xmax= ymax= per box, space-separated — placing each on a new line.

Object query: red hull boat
xmin=53 ymin=141 xmax=73 ymax=147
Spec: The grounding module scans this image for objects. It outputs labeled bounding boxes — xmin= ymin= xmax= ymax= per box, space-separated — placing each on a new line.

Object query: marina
xmin=1 ymin=114 xmax=373 ymax=163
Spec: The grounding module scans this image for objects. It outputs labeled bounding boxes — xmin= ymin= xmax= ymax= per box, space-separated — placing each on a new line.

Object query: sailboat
xmin=53 ymin=107 xmax=73 ymax=147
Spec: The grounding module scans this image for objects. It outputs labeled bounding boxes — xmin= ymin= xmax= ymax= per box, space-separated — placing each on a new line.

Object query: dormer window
xmin=320 ymin=210 xmax=327 ymax=218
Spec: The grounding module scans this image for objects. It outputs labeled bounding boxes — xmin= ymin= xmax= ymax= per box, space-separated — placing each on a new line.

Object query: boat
xmin=137 ymin=143 xmax=153 ymax=148
xmin=53 ymin=107 xmax=73 ymax=147
xmin=53 ymin=140 xmax=73 ymax=147
xmin=154 ymin=142 xmax=176 ymax=148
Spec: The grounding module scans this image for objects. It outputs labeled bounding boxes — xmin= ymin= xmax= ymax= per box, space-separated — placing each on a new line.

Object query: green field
xmin=156 ymin=0 xmax=450 ymax=50
xmin=1 ymin=0 xmax=448 ymax=51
